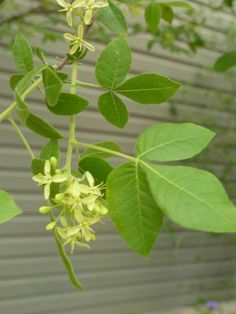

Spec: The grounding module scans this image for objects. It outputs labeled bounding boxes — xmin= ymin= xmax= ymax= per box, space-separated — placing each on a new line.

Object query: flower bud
xmin=39 ymin=206 xmax=51 ymax=214
xmin=55 ymin=193 xmax=64 ymax=201
xmin=45 ymin=221 xmax=56 ymax=231
xmin=50 ymin=156 xmax=57 ymax=169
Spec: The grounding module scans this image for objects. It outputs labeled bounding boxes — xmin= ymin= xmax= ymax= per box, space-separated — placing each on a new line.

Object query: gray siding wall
xmin=0 ymin=1 xmax=236 ymax=313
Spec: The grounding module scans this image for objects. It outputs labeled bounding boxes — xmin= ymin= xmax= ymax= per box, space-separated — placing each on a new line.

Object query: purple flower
xmin=206 ymin=301 xmax=219 ymax=310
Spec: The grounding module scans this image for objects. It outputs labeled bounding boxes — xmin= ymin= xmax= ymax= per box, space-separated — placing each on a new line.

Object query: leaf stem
xmin=8 ymin=116 xmax=35 ymax=159
xmin=0 ymin=77 xmax=42 ymax=123
xmin=76 ymin=80 xmax=103 ymax=89
xmin=74 ymin=140 xmax=137 ymax=162
xmin=65 ymin=63 xmax=77 ymax=174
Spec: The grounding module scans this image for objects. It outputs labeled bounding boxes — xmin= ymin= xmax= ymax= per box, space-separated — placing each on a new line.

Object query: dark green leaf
xmin=145 ymin=2 xmax=161 ymax=34
xmin=9 ymin=74 xmax=24 ymax=91
xmin=81 ymin=141 xmax=122 ymax=159
xmin=100 ymin=0 xmax=128 ymax=34
xmin=107 ymin=162 xmax=163 ymax=256
xmin=43 ymin=67 xmax=63 ymax=107
xmin=79 ymin=156 xmax=113 ymax=184
xmin=47 ymin=92 xmax=88 ymax=115
xmin=12 ymin=34 xmax=34 ymax=74
xmin=35 ymin=47 xmax=47 ymax=64
xmin=116 ymin=73 xmax=181 ymax=104
xmin=0 ymin=190 xmax=22 ymax=223
xmin=98 ymin=92 xmax=128 ymax=128
xmin=40 ymin=139 xmax=60 ymax=161
xmin=144 ymin=163 xmax=236 ymax=232
xmin=136 ymin=123 xmax=215 ymax=161
xmin=214 ymin=51 xmax=236 ymax=72
xmin=95 ymin=37 xmax=131 ymax=89
xmin=32 ymin=158 xmax=45 ymax=175
xmin=57 ymin=72 xmax=69 ymax=81
xmin=160 ymin=4 xmax=174 ymax=24
xmin=26 ymin=113 xmax=63 ymax=139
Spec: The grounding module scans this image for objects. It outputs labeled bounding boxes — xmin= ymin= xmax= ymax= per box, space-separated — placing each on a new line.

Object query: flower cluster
xmin=33 ymin=157 xmax=108 ymax=253
xmin=57 ymin=0 xmax=108 ymax=54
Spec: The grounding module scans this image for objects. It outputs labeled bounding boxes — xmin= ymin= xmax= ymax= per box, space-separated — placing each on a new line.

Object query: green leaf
xmin=12 ymin=34 xmax=34 ymax=74
xmin=54 ymin=229 xmax=83 ymax=290
xmin=57 ymin=72 xmax=69 ymax=81
xmin=35 ymin=47 xmax=47 ymax=64
xmin=32 ymin=158 xmax=45 ymax=175
xmin=42 ymin=67 xmax=63 ymax=107
xmin=160 ymin=4 xmax=174 ymax=24
xmin=143 ymin=163 xmax=236 ymax=232
xmin=95 ymin=37 xmax=131 ymax=89
xmin=214 ymin=51 xmax=236 ymax=72
xmin=79 ymin=156 xmax=113 ymax=184
xmin=100 ymin=0 xmax=128 ymax=34
xmin=40 ymin=139 xmax=60 ymax=161
xmin=25 ymin=113 xmax=63 ymax=139
xmin=9 ymin=74 xmax=24 ymax=91
xmin=0 ymin=190 xmax=22 ymax=223
xmin=116 ymin=73 xmax=181 ymax=104
xmin=98 ymin=92 xmax=128 ymax=128
xmin=15 ymin=64 xmax=47 ymax=95
xmin=136 ymin=123 xmax=215 ymax=162
xmin=145 ymin=2 xmax=161 ymax=34
xmin=15 ymin=93 xmax=30 ymax=124
xmin=162 ymin=1 xmax=193 ymax=10
xmin=47 ymin=92 xmax=88 ymax=115
xmin=107 ymin=162 xmax=163 ymax=256
xmin=81 ymin=141 xmax=122 ymax=159
xmin=117 ymin=0 xmax=141 ymax=3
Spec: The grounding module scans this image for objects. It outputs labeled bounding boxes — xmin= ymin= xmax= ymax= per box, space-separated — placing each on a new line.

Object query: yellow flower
xmin=82 ymin=0 xmax=108 ymax=25
xmin=57 ymin=0 xmax=86 ymax=27
xmin=32 ymin=160 xmax=67 ymax=200
xmin=64 ymin=24 xmax=95 ymax=54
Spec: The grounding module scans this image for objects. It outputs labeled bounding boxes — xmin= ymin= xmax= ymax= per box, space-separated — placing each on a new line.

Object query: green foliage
xmin=107 ymin=162 xmax=163 ymax=256
xmin=25 ymin=113 xmax=63 ymax=139
xmin=42 ymin=67 xmax=63 ymax=107
xmin=9 ymin=74 xmax=24 ymax=91
xmin=47 ymin=92 xmax=88 ymax=116
xmin=100 ymin=0 xmax=128 ymax=34
xmin=98 ymin=92 xmax=128 ymax=128
xmin=160 ymin=4 xmax=174 ymax=24
xmin=0 ymin=190 xmax=22 ymax=223
xmin=32 ymin=159 xmax=45 ymax=175
xmin=145 ymin=2 xmax=162 ymax=34
xmin=116 ymin=73 xmax=181 ymax=104
xmin=136 ymin=123 xmax=215 ymax=161
xmin=95 ymin=36 xmax=131 ymax=89
xmin=79 ymin=156 xmax=113 ymax=184
xmin=214 ymin=51 xmax=236 ymax=72
xmin=40 ymin=139 xmax=60 ymax=161
xmin=12 ymin=34 xmax=34 ymax=74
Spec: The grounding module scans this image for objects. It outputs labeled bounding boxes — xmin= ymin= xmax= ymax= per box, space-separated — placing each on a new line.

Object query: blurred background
xmin=0 ymin=0 xmax=236 ymax=313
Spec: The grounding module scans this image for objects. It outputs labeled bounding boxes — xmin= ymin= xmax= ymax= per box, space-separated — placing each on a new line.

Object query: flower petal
xmin=84 ymin=9 xmax=93 ymax=25
xmin=66 ymin=11 xmax=73 ymax=27
xmin=44 ymin=183 xmax=51 ymax=200
xmin=44 ymin=160 xmax=51 ymax=175
xmin=57 ymin=0 xmax=68 ymax=8
xmin=52 ymin=174 xmax=68 ymax=183
xmin=64 ymin=33 xmax=76 ymax=41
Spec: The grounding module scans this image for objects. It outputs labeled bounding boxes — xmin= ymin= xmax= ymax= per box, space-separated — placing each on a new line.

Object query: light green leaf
xmin=214 ymin=51 xmax=236 ymax=72
xmin=35 ymin=47 xmax=47 ymax=64
xmin=12 ymin=34 xmax=34 ymax=74
xmin=116 ymin=73 xmax=181 ymax=104
xmin=0 ymin=190 xmax=22 ymax=223
xmin=145 ymin=2 xmax=161 ymax=34
xmin=42 ymin=67 xmax=63 ymax=107
xmin=26 ymin=113 xmax=63 ymax=139
xmin=162 ymin=1 xmax=193 ymax=10
xmin=117 ymin=0 xmax=141 ymax=3
xmin=81 ymin=141 xmax=122 ymax=159
xmin=95 ymin=37 xmax=131 ymax=89
xmin=40 ymin=139 xmax=60 ymax=161
xmin=47 ymin=92 xmax=88 ymax=115
xmin=15 ymin=93 xmax=30 ymax=124
xmin=100 ymin=0 xmax=128 ymax=34
xmin=9 ymin=74 xmax=24 ymax=91
xmin=136 ymin=123 xmax=215 ymax=161
xmin=54 ymin=229 xmax=83 ymax=290
xmin=143 ymin=163 xmax=236 ymax=232
xmin=107 ymin=162 xmax=163 ymax=256
xmin=79 ymin=156 xmax=113 ymax=184
xmin=98 ymin=92 xmax=128 ymax=128
xmin=160 ymin=4 xmax=174 ymax=24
